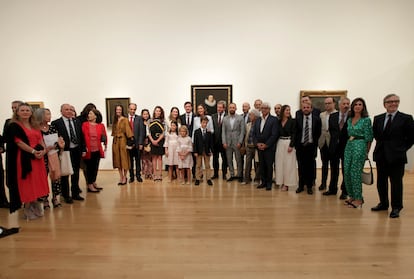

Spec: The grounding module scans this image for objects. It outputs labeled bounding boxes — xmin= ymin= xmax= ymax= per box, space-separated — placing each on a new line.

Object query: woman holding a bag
xmin=82 ymin=109 xmax=107 ymax=192
xmin=112 ymin=105 xmax=134 ymax=185
xmin=35 ymin=108 xmax=65 ymax=208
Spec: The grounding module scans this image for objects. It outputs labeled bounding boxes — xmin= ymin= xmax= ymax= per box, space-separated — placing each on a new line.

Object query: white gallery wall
xmin=0 ymin=0 xmax=413 ymax=169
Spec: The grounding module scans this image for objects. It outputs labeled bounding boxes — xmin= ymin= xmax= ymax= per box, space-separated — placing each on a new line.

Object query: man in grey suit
xmin=222 ymin=103 xmax=246 ymax=182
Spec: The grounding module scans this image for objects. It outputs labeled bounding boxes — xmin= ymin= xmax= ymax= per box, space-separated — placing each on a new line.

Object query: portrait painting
xmin=191 ymin=85 xmax=233 ymax=115
xmin=27 ymin=102 xmax=44 ymax=111
xmin=105 ymin=97 xmax=131 ymax=127
xmin=300 ymin=90 xmax=347 ymax=112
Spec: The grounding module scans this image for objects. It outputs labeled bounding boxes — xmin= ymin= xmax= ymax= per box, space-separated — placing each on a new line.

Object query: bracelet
xmin=31 ymin=149 xmax=35 ymax=154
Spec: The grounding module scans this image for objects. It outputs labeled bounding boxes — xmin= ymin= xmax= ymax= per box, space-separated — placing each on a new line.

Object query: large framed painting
xmin=105 ymin=97 xmax=130 ymax=127
xmin=27 ymin=102 xmax=44 ymax=110
xmin=191 ymin=84 xmax=233 ymax=115
xmin=300 ymin=90 xmax=347 ymax=112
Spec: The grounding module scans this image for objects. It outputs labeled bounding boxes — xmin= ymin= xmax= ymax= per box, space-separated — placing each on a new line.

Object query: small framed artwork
xmin=27 ymin=102 xmax=44 ymax=110
xmin=105 ymin=97 xmax=131 ymax=127
xmin=300 ymin=90 xmax=347 ymax=112
xmin=191 ymin=84 xmax=233 ymax=115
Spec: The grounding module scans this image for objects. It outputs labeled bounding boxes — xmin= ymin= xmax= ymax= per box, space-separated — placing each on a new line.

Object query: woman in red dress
xmin=7 ymin=103 xmax=50 ymax=219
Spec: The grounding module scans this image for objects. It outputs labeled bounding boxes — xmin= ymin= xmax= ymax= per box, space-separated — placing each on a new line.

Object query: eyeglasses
xmin=385 ymin=100 xmax=400 ymax=104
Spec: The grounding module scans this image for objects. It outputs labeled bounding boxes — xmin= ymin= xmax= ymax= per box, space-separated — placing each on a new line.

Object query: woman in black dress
xmin=148 ymin=106 xmax=166 ymax=181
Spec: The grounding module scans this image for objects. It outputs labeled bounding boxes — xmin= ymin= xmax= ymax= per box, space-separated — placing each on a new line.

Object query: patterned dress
xmin=344 ymin=117 xmax=373 ymax=200
xmin=176 ymin=136 xmax=193 ymax=169
xmin=41 ymin=124 xmax=62 ymax=197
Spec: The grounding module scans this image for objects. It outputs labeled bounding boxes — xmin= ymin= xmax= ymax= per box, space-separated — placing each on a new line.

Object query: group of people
xmin=0 ymin=93 xmax=413 ymax=220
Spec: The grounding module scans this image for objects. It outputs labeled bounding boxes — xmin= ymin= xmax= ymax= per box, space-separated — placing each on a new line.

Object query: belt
xmin=280 ymin=136 xmax=291 ymax=140
xmin=349 ymin=136 xmax=364 ymax=141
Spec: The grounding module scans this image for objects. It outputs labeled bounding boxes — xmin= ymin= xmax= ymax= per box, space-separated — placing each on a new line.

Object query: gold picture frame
xmin=300 ymin=90 xmax=347 ymax=112
xmin=105 ymin=97 xmax=131 ymax=127
xmin=27 ymin=102 xmax=44 ymax=110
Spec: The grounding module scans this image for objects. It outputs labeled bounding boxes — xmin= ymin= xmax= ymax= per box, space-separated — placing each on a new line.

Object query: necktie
xmin=129 ymin=116 xmax=134 ymax=132
xmin=69 ymin=119 xmax=78 ymax=145
xmin=187 ymin=114 xmax=190 ymax=126
xmin=218 ymin=114 xmax=222 ymax=126
xmin=304 ymin=116 xmax=309 ymax=144
xmin=339 ymin=113 xmax=345 ymax=130
xmin=384 ymin=114 xmax=392 ymax=133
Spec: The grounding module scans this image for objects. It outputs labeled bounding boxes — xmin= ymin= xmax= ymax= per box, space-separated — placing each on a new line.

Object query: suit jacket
xmin=252 ymin=114 xmax=279 ymax=152
xmin=51 ymin=117 xmax=83 ymax=151
xmin=193 ymin=128 xmax=213 ymax=155
xmin=221 ymin=114 xmax=245 ymax=146
xmin=328 ymin=111 xmax=349 ymax=156
xmin=129 ymin=114 xmax=145 ymax=146
xmin=180 ymin=113 xmax=195 ymax=137
xmin=212 ymin=112 xmax=225 ymax=144
xmin=81 ymin=122 xmax=107 ymax=159
xmin=373 ymin=111 xmax=414 ymax=165
xmin=294 ymin=113 xmax=322 ymax=157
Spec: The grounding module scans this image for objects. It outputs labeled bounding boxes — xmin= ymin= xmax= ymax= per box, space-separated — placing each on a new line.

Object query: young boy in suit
xmin=193 ymin=116 xmax=214 ymax=186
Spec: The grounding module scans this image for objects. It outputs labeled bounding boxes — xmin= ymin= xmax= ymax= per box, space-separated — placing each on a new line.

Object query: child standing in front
xmin=193 ymin=116 xmax=213 ymax=186
xmin=164 ymin=121 xmax=179 ymax=182
xmin=177 ymin=126 xmax=193 ymax=185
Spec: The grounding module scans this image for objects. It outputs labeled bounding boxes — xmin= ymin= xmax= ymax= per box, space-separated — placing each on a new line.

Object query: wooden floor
xmin=1 ymin=170 xmax=414 ymax=279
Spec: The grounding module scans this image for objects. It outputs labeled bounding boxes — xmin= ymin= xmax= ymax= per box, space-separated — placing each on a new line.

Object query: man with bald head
xmin=52 ymin=104 xmax=84 ymax=203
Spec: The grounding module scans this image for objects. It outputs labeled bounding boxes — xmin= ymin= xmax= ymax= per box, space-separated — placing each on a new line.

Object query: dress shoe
xmin=389 ymin=208 xmax=401 ymax=218
xmin=64 ymin=197 xmax=73 ymax=204
xmin=0 ymin=226 xmax=19 ymax=238
xmin=129 ymin=177 xmax=135 ymax=183
xmin=266 ymin=187 xmax=272 ymax=191
xmin=207 ymin=180 xmax=213 ymax=186
xmin=307 ymin=188 xmax=313 ymax=195
xmin=227 ymin=176 xmax=236 ymax=182
xmin=339 ymin=192 xmax=348 ymax=200
xmin=87 ymin=188 xmax=100 ymax=193
xmin=136 ymin=177 xmax=143 ymax=183
xmin=318 ymin=184 xmax=326 ymax=191
xmin=257 ymin=184 xmax=266 ymax=189
xmin=210 ymin=175 xmax=218 ymax=180
xmin=72 ymin=195 xmax=85 ymax=201
xmin=195 ymin=180 xmax=200 ymax=186
xmin=323 ymin=191 xmax=337 ymax=196
xmin=296 ymin=187 xmax=304 ymax=193
xmin=238 ymin=177 xmax=243 ymax=183
xmin=371 ymin=204 xmax=389 ymax=211
xmin=95 ymin=186 xmax=103 ymax=190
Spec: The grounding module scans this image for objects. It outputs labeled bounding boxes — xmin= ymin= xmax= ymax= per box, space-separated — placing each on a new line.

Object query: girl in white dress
xmin=177 ymin=126 xmax=193 ymax=184
xmin=164 ymin=121 xmax=179 ymax=182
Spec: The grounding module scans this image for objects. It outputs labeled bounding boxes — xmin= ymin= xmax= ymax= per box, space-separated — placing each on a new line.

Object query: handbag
xmin=144 ymin=143 xmax=151 ymax=152
xmin=361 ymin=159 xmax=374 ymax=185
xmin=60 ymin=151 xmax=74 ymax=176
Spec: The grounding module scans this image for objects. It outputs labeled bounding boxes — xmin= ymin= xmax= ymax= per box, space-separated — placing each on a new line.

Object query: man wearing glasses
xmin=371 ymin=94 xmax=414 ymax=218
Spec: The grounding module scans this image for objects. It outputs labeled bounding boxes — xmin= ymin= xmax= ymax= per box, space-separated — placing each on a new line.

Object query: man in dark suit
xmin=295 ymin=102 xmax=322 ymax=195
xmin=180 ymin=101 xmax=195 ymax=178
xmin=52 ymin=104 xmax=84 ymax=203
xmin=325 ymin=97 xmax=350 ymax=199
xmin=211 ymin=100 xmax=227 ymax=179
xmin=127 ymin=103 xmax=145 ymax=183
xmin=252 ymin=102 xmax=279 ymax=191
xmin=371 ymin=94 xmax=414 ymax=218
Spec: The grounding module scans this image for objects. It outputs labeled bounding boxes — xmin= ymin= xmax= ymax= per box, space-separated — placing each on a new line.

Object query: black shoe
xmin=0 ymin=226 xmax=20 ymax=238
xmin=339 ymin=192 xmax=348 ymax=200
xmin=129 ymin=178 xmax=135 ymax=183
xmin=207 ymin=180 xmax=213 ymax=186
xmin=307 ymin=188 xmax=313 ymax=195
xmin=371 ymin=204 xmax=389 ymax=211
xmin=95 ymin=186 xmax=103 ymax=190
xmin=296 ymin=187 xmax=304 ymax=193
xmin=238 ymin=177 xmax=243 ymax=183
xmin=87 ymin=188 xmax=100 ymax=193
xmin=323 ymin=191 xmax=337 ymax=196
xmin=266 ymin=187 xmax=272 ymax=191
xmin=64 ymin=197 xmax=73 ymax=204
xmin=227 ymin=176 xmax=236 ymax=182
xmin=72 ymin=195 xmax=85 ymax=201
xmin=211 ymin=175 xmax=218 ymax=180
xmin=389 ymin=208 xmax=401 ymax=218
xmin=257 ymin=184 xmax=266 ymax=189
xmin=137 ymin=177 xmax=143 ymax=183
xmin=318 ymin=184 xmax=326 ymax=191
xmin=195 ymin=180 xmax=200 ymax=186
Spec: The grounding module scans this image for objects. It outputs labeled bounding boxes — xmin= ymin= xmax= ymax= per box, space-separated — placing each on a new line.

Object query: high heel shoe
xmin=348 ymin=200 xmax=364 ymax=208
xmin=52 ymin=198 xmax=62 ymax=208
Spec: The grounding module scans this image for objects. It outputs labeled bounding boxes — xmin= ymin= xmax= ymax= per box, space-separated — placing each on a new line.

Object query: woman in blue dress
xmin=343 ymin=98 xmax=373 ymax=208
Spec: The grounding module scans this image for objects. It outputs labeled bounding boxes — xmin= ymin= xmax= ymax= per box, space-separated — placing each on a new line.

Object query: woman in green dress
xmin=344 ymin=98 xmax=373 ymax=208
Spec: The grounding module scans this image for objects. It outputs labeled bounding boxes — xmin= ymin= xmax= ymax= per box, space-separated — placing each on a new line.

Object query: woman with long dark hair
xmin=111 ymin=105 xmax=133 ymax=185
xmin=148 ymin=106 xmax=166 ymax=181
xmin=343 ymin=98 xmax=373 ymax=208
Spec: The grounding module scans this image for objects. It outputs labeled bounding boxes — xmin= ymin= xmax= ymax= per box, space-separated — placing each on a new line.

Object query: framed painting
xmin=191 ymin=84 xmax=233 ymax=115
xmin=300 ymin=90 xmax=347 ymax=112
xmin=105 ymin=97 xmax=130 ymax=127
xmin=27 ymin=102 xmax=44 ymax=110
